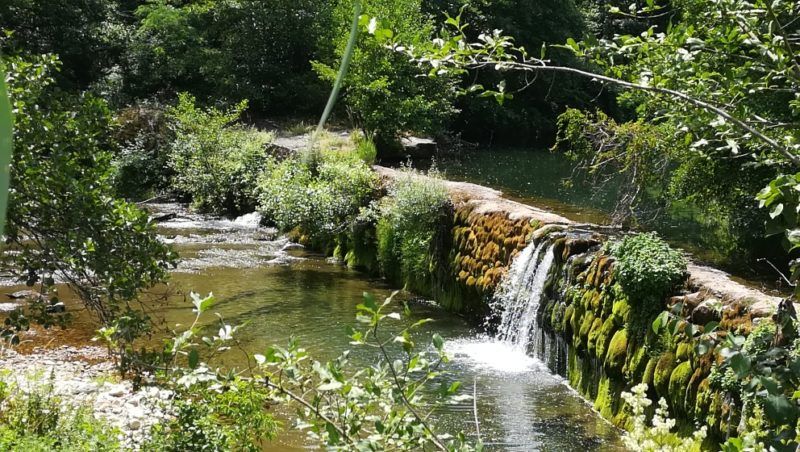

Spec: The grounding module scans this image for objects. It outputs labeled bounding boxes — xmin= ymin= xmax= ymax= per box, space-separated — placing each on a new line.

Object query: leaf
xmin=729 ymin=352 xmax=751 ymax=378
xmin=764 ymin=394 xmax=796 ymax=424
xmin=325 ymin=422 xmax=340 ymax=444
xmin=770 ymin=203 xmax=784 ymax=219
xmin=652 ymin=311 xmax=669 ymax=333
xmin=432 ymin=333 xmax=444 ymax=351
xmin=188 ymin=349 xmax=199 ymax=369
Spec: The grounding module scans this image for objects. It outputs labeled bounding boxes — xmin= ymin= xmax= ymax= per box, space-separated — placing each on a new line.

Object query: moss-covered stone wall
xmin=434 ymin=204 xmax=538 ymax=314
xmin=331 ymin=167 xmax=786 ymax=442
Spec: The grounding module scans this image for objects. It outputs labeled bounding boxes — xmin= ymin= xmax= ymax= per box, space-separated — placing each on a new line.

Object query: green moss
xmin=642 ymin=357 xmax=657 ymax=387
xmin=594 ymin=376 xmax=626 ymax=426
xmin=586 ymin=317 xmax=604 ymax=354
xmin=562 ymin=305 xmax=575 ymax=334
xmin=611 ymin=299 xmax=630 ymax=325
xmin=668 ymin=361 xmax=693 ymax=415
xmin=551 ymin=302 xmax=566 ymax=332
xmin=595 ymin=317 xmax=617 ymax=361
xmin=675 ymin=342 xmax=691 ymax=362
xmin=578 ymin=312 xmax=596 ymax=348
xmin=604 ymin=329 xmax=628 ymax=376
xmin=625 ymin=342 xmax=648 ymax=380
xmin=654 ymin=352 xmax=677 ymax=399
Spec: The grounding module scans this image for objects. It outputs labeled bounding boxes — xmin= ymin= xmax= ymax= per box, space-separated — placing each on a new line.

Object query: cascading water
xmin=492 ymin=241 xmax=556 ymax=351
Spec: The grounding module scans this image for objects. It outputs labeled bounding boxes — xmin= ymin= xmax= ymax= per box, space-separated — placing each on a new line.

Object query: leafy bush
xmin=3 ymin=52 xmax=176 ymax=327
xmin=0 ymin=374 xmax=120 ymax=451
xmin=257 ymin=150 xmax=378 ymax=242
xmin=610 ymin=233 xmax=688 ymax=304
xmin=354 ymin=133 xmax=377 ymax=165
xmin=376 ymin=165 xmax=451 ymax=292
xmin=167 ymin=93 xmax=273 ymax=215
xmin=146 ymin=380 xmax=276 ymax=452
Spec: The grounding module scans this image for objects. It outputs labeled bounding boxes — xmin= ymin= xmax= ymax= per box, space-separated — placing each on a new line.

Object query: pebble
xmin=0 ymin=346 xmax=174 ymax=450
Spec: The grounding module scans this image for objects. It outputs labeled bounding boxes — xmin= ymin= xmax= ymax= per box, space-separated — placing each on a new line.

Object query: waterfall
xmin=492 ymin=241 xmax=556 ymax=351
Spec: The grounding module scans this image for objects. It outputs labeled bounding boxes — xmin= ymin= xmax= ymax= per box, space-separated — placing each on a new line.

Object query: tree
xmin=315 ymin=0 xmax=459 ymax=149
xmin=3 ymin=52 xmax=176 ymax=329
xmin=398 ymin=0 xmax=799 ymax=272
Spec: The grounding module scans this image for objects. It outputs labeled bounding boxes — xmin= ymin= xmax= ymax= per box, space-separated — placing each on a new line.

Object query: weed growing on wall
xmin=257 ymin=150 xmax=378 ymax=242
xmin=376 ymin=164 xmax=451 ymax=293
xmin=609 ymin=233 xmax=688 ymax=333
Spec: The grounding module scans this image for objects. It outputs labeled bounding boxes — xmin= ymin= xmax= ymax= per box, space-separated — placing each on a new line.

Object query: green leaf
xmin=188 ymin=349 xmax=199 ymax=369
xmin=432 ymin=333 xmax=444 ymax=351
xmin=764 ymin=394 xmax=796 ymax=424
xmin=729 ymin=352 xmax=751 ymax=378
xmin=325 ymin=422 xmax=340 ymax=444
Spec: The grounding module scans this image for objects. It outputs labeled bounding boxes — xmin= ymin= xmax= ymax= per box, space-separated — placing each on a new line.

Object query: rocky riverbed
xmin=0 ymin=346 xmax=172 ymax=449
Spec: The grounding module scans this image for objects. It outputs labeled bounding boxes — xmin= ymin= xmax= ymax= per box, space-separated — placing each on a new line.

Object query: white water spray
xmin=493 ymin=241 xmax=556 ymax=350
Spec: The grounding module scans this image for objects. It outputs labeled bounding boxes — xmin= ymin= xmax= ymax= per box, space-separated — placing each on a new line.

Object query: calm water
xmin=424 ymin=148 xmax=766 ymax=272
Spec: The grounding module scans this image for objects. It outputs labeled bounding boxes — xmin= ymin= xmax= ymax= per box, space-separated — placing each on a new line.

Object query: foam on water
xmin=446 ymin=336 xmax=543 ymax=374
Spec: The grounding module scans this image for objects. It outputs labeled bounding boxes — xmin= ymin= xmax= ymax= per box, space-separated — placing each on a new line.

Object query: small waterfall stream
xmin=493 ymin=241 xmax=556 ymax=352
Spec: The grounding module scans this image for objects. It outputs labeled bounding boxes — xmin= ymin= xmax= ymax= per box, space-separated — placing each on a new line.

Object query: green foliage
xmin=126 ymin=0 xmax=332 ymax=114
xmin=376 ymin=165 xmax=451 ymax=293
xmin=318 ymin=0 xmax=458 ymax=147
xmin=610 ymin=233 xmax=687 ymax=334
xmin=354 ymin=133 xmax=378 ymax=164
xmin=255 ymin=292 xmax=477 ymax=450
xmin=0 ymin=375 xmax=120 ymax=451
xmin=167 ymin=93 xmax=273 ymax=215
xmin=0 ymin=61 xmax=12 ymax=237
xmin=621 ymin=383 xmax=706 ymax=451
xmin=610 ymin=233 xmax=688 ymax=304
xmin=146 ymin=380 xmax=277 ymax=452
xmin=257 ymin=150 xmax=378 ymax=242
xmin=2 ymin=52 xmax=176 ymax=327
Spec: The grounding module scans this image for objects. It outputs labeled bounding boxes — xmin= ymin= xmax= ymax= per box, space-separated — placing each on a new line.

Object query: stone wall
xmin=371 ymin=165 xmax=788 ymax=442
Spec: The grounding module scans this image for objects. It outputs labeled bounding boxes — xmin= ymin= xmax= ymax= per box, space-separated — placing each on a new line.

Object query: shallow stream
xmin=152 ymin=204 xmax=624 ymax=451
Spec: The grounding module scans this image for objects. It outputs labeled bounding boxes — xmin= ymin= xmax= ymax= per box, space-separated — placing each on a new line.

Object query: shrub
xmin=376 ymin=164 xmax=451 ymax=292
xmin=0 ymin=374 xmax=120 ymax=451
xmin=610 ymin=233 xmax=687 ymax=305
xmin=316 ymin=0 xmax=457 ymax=147
xmin=146 ymin=380 xmax=276 ymax=452
xmin=354 ymin=133 xmax=377 ymax=165
xmin=622 ymin=383 xmax=706 ymax=451
xmin=609 ymin=233 xmax=687 ymax=334
xmin=257 ymin=150 xmax=378 ymax=242
xmin=167 ymin=93 xmax=273 ymax=215
xmin=3 ymin=52 xmax=176 ymax=328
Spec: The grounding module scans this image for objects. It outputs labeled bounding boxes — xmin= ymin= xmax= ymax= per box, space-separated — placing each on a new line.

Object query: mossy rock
xmin=624 ymin=342 xmax=648 ymax=380
xmin=562 ymin=304 xmax=575 ymax=334
xmin=586 ymin=317 xmax=604 ymax=354
xmin=675 ymin=342 xmax=691 ymax=362
xmin=611 ymin=299 xmax=631 ymax=325
xmin=570 ymin=305 xmax=585 ymax=339
xmin=654 ymin=352 xmax=677 ymax=399
xmin=579 ymin=312 xmax=596 ymax=344
xmin=595 ymin=316 xmax=618 ymax=361
xmin=668 ymin=361 xmax=693 ymax=415
xmin=551 ymin=302 xmax=566 ymax=332
xmin=604 ymin=329 xmax=628 ymax=376
xmin=594 ymin=376 xmax=626 ymax=426
xmin=641 ymin=357 xmax=657 ymax=387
